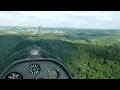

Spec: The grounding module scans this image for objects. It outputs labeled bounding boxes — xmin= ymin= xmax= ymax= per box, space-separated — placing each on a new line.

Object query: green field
xmin=90 ymin=36 xmax=120 ymax=45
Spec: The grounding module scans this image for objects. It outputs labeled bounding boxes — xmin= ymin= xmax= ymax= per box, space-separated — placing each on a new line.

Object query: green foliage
xmin=7 ymin=38 xmax=120 ymax=79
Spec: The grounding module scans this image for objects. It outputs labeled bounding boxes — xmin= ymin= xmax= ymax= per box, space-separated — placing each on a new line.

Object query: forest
xmin=0 ymin=38 xmax=120 ymax=79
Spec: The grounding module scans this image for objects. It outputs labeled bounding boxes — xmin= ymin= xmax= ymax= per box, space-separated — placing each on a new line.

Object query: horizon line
xmin=0 ymin=25 xmax=120 ymax=30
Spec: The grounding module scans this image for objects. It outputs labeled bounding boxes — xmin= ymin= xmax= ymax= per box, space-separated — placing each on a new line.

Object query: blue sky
xmin=0 ymin=11 xmax=120 ymax=29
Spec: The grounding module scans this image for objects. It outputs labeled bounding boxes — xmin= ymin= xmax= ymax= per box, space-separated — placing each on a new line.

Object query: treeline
xmin=1 ymin=39 xmax=120 ymax=79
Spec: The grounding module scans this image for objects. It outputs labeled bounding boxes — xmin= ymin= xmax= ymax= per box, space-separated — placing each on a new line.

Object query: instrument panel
xmin=0 ymin=58 xmax=72 ymax=79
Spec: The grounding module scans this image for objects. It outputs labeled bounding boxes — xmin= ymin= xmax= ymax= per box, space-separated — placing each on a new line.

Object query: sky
xmin=0 ymin=11 xmax=120 ymax=29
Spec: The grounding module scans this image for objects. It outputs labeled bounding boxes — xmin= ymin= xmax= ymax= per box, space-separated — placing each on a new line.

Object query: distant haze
xmin=0 ymin=11 xmax=120 ymax=29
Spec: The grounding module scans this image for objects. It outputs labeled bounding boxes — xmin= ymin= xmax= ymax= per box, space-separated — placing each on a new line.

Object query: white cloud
xmin=0 ymin=11 xmax=120 ymax=29
xmin=68 ymin=11 xmax=114 ymax=21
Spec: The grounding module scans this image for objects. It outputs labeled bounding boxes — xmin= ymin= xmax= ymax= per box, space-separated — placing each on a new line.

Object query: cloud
xmin=0 ymin=11 xmax=120 ymax=29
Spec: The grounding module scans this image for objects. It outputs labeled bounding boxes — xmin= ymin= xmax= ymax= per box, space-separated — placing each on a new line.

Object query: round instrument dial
xmin=29 ymin=64 xmax=41 ymax=75
xmin=6 ymin=72 xmax=23 ymax=79
xmin=48 ymin=70 xmax=59 ymax=79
